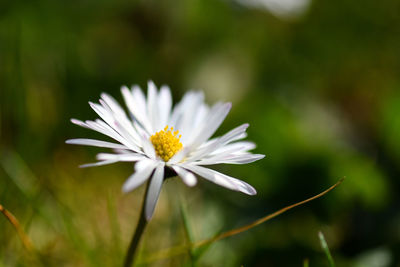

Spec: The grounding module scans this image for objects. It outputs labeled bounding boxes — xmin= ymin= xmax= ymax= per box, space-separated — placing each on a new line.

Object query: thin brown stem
xmin=140 ymin=177 xmax=345 ymax=264
xmin=0 ymin=203 xmax=34 ymax=252
xmin=196 ymin=177 xmax=345 ymax=247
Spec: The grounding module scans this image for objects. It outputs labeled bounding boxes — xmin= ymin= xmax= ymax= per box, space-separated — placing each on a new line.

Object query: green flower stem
xmin=123 ymin=182 xmax=150 ymax=267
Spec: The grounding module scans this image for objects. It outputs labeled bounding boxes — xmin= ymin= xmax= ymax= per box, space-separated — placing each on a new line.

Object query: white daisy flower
xmin=67 ymin=81 xmax=265 ymax=220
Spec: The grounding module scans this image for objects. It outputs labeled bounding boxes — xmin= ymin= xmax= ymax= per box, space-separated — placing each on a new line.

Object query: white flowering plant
xmin=67 ymin=81 xmax=265 ymax=266
xmin=67 ymin=81 xmax=264 ymax=218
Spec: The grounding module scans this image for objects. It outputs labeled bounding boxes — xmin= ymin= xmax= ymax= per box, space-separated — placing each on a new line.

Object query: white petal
xmin=88 ymin=103 xmax=128 ymax=139
xmin=122 ymin=160 xmax=158 ymax=193
xmin=133 ymin=120 xmax=150 ymax=140
xmin=89 ymin=101 xmax=116 ymax=128
xmin=131 ymin=85 xmax=147 ymax=112
xmin=87 ymin=119 xmax=127 ymax=145
xmin=189 ymin=102 xmax=232 ymax=149
xmin=141 ymin=135 xmax=156 ymax=159
xmin=167 ymin=147 xmax=189 ymax=164
xmin=182 ymin=164 xmax=256 ymax=195
xmin=211 ymin=141 xmax=256 ymax=156
xmin=147 ymin=81 xmax=159 ymax=133
xmin=100 ymin=93 xmax=126 ymax=116
xmin=121 ymin=86 xmax=152 ymax=134
xmin=169 ymin=91 xmax=206 ymax=143
xmin=100 ymin=94 xmax=142 ymax=145
xmin=96 ymin=153 xmax=145 ymax=162
xmin=132 ymin=85 xmax=149 ymax=124
xmin=196 ymin=123 xmax=249 ymax=153
xmin=170 ymin=91 xmax=202 ymax=126
xmin=192 ymin=103 xmax=209 ymax=131
xmin=112 ymin=148 xmax=133 ymax=154
xmin=227 ymin=154 xmax=265 ymax=164
xmin=92 ymin=101 xmax=142 ymax=148
xmin=217 ymin=123 xmax=249 ymax=146
xmin=177 ymin=93 xmax=205 ymax=141
xmin=185 ymin=139 xmax=219 ymax=162
xmin=72 ymin=119 xmax=134 ymax=150
xmin=94 ymin=121 xmax=141 ymax=153
xmin=186 ymin=124 xmax=249 ymax=163
xmin=194 ymin=153 xmax=265 ymax=165
xmin=66 ymin=139 xmax=127 ymax=149
xmin=145 ymin=163 xmax=165 ymax=220
xmin=171 ymin=165 xmax=197 ymax=187
xmin=157 ymin=85 xmax=172 ymax=129
xmin=199 ymin=141 xmax=257 ymax=162
xmin=135 ymin=159 xmax=152 ymax=171
xmin=71 ymin=118 xmax=90 ymax=129
xmin=79 ymin=160 xmax=119 ymax=168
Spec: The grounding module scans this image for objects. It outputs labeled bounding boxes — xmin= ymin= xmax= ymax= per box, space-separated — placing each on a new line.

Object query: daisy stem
xmin=123 ymin=182 xmax=150 ymax=267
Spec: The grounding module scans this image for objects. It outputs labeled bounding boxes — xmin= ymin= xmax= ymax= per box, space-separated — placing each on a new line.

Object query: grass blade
xmin=107 ymin=191 xmax=123 ymax=262
xmin=318 ymin=231 xmax=335 ymax=267
xmin=179 ymin=200 xmax=196 ymax=262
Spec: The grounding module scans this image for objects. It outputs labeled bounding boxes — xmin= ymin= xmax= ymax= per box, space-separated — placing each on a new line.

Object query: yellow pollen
xmin=150 ymin=125 xmax=183 ymax=162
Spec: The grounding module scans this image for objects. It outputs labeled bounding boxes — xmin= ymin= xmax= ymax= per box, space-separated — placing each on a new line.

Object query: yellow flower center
xmin=150 ymin=126 xmax=183 ymax=162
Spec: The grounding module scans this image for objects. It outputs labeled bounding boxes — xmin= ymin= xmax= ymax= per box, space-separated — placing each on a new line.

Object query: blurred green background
xmin=1 ymin=0 xmax=400 ymax=266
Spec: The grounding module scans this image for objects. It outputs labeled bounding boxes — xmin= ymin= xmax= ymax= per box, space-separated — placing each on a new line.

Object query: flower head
xmin=67 ymin=81 xmax=265 ymax=220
